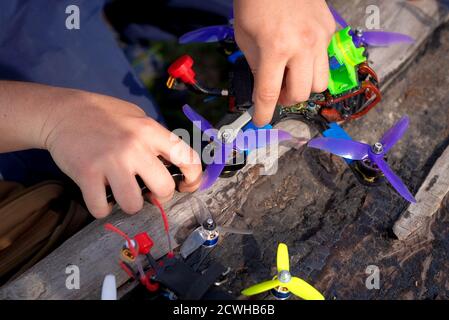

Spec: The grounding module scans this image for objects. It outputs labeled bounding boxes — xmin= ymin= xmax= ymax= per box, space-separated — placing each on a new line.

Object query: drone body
xmin=172 ymin=2 xmax=414 ymax=124
xmin=168 ymin=27 xmax=381 ymax=124
xmin=105 ymin=221 xmax=233 ymax=300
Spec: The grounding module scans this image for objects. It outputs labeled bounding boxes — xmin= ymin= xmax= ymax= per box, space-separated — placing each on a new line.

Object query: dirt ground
xmin=196 ymin=23 xmax=449 ymax=300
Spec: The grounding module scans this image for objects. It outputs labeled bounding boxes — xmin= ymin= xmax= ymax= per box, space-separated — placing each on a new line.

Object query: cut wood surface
xmin=1 ymin=0 xmax=447 ymax=300
xmin=394 ymin=145 xmax=449 ymax=240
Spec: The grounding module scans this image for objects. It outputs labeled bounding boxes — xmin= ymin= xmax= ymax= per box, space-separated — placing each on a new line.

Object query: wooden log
xmin=0 ymin=0 xmax=447 ymax=300
xmin=0 ymin=120 xmax=310 ymax=300
xmin=393 ymin=145 xmax=449 ymax=240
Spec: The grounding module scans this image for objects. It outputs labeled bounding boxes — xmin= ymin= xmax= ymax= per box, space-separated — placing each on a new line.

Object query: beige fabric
xmin=0 ymin=181 xmax=89 ymax=282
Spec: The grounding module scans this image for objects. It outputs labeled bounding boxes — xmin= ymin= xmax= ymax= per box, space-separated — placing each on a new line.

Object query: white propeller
xmin=101 ymin=274 xmax=117 ymax=300
xmin=180 ymin=197 xmax=252 ymax=258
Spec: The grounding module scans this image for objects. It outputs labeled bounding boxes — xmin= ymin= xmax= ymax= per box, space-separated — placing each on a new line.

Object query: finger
xmin=107 ymin=171 xmax=144 ymax=214
xmin=252 ymin=55 xmax=287 ymax=127
xmin=278 ymin=54 xmax=314 ymax=106
xmin=153 ymin=130 xmax=202 ymax=193
xmin=78 ymin=176 xmax=112 ymax=219
xmin=138 ymin=155 xmax=176 ymax=204
xmin=312 ymin=45 xmax=330 ymax=93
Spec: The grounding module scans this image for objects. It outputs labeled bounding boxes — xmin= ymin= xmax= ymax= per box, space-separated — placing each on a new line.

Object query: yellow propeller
xmin=277 ymin=243 xmax=290 ymax=272
xmin=288 ymin=277 xmax=324 ymax=300
xmin=242 ymin=243 xmax=325 ymax=300
xmin=241 ymin=279 xmax=282 ymax=296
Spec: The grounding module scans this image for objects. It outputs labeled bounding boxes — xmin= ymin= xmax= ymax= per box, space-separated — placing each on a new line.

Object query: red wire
xmin=149 ymin=195 xmax=174 ymax=257
xmin=150 ymin=197 xmax=169 ymax=232
xmin=119 ymin=261 xmax=135 ymax=279
xmin=104 ymin=223 xmax=138 ymax=258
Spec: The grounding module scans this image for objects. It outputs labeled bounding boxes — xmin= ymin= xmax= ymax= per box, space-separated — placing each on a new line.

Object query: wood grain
xmin=394 ymin=145 xmax=449 ymax=240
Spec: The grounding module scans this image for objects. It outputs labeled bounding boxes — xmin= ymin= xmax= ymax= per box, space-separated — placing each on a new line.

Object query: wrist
xmin=39 ymin=87 xmax=89 ymax=150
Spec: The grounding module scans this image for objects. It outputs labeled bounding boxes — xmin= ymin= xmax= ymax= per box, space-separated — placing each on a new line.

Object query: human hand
xmin=233 ymin=0 xmax=336 ymax=126
xmin=42 ymin=90 xmax=202 ymax=218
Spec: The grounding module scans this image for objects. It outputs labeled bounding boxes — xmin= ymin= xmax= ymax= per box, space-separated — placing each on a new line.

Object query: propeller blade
xmin=182 ymin=104 xmax=217 ymax=139
xmin=372 ymin=157 xmax=416 ymax=203
xmin=308 ymin=138 xmax=370 ymax=160
xmin=287 ymin=277 xmax=325 ymax=300
xmin=218 ymin=225 xmax=253 ymax=235
xmin=380 ymin=116 xmax=410 ymax=153
xmin=191 ymin=196 xmax=213 ymax=224
xmin=362 ymin=31 xmax=414 ymax=47
xmin=179 ymin=25 xmax=234 ymax=44
xmin=241 ymin=279 xmax=282 ymax=296
xmin=327 ymin=3 xmax=348 ymax=28
xmin=200 ymin=162 xmax=226 ymax=191
xmin=200 ymin=143 xmax=234 ymax=190
xmin=277 ymin=243 xmax=290 ymax=273
xmin=180 ymin=227 xmax=206 ymax=258
xmin=229 ymin=7 xmax=234 ymax=22
xmin=101 ymin=274 xmax=117 ymax=300
xmin=236 ymin=129 xmax=292 ymax=152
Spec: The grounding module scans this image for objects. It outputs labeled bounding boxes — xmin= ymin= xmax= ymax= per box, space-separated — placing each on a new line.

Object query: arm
xmin=233 ymin=0 xmax=336 ymax=126
xmin=0 ymin=81 xmax=202 ymax=218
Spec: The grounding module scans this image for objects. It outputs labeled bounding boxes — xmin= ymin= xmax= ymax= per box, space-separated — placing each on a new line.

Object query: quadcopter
xmin=165 ymin=5 xmax=416 ymax=202
xmin=104 ymin=219 xmax=233 ymax=300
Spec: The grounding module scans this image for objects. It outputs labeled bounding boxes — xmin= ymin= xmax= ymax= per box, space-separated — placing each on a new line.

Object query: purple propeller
xmin=328 ymin=3 xmax=348 ymax=28
xmin=353 ymin=30 xmax=414 ymax=47
xmin=308 ymin=116 xmax=416 ymax=203
xmin=328 ymin=4 xmax=414 ymax=47
xmin=179 ymin=25 xmax=234 ymax=44
xmin=183 ymin=104 xmax=292 ymax=190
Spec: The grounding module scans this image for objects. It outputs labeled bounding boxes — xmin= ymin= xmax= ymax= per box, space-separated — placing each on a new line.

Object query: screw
xmin=372 ymin=142 xmax=384 ymax=154
xmin=221 ymin=131 xmax=231 ymax=143
xmin=278 ymin=270 xmax=292 ymax=283
xmin=203 ymin=218 xmax=216 ymax=230
xmin=355 ymin=27 xmax=364 ymax=37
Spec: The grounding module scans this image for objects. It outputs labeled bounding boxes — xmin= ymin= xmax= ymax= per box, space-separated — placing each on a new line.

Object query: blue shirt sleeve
xmin=0 ymin=0 xmax=163 ymax=122
xmin=0 ymin=0 xmax=163 ymax=183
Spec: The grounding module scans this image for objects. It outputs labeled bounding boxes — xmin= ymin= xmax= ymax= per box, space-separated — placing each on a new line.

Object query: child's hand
xmin=42 ymin=90 xmax=202 ymax=218
xmin=234 ymin=0 xmax=335 ymax=127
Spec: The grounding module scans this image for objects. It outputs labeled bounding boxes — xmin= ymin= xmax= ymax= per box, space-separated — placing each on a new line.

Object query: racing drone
xmin=165 ymin=4 xmax=416 ymax=202
xmin=104 ymin=219 xmax=234 ymax=300
xmin=104 ymin=194 xmax=214 ymax=299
